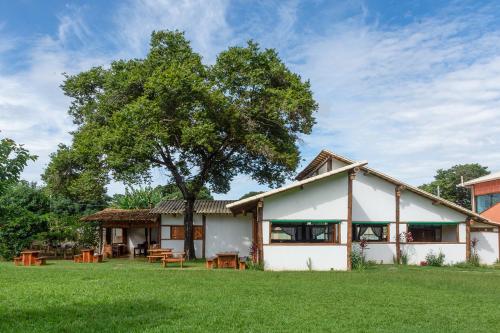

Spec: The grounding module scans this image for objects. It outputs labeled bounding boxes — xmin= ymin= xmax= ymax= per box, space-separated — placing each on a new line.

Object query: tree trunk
xmin=184 ymin=198 xmax=196 ymax=260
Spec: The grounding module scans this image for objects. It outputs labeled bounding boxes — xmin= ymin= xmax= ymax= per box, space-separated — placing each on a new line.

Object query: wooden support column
xmin=498 ymin=226 xmax=500 ymax=262
xmin=466 ymin=218 xmax=471 ymax=261
xmin=346 ymin=170 xmax=356 ymax=271
xmin=202 ymin=214 xmax=206 ymax=259
xmin=471 ymin=186 xmax=476 ymax=213
xmin=257 ymin=199 xmax=264 ymax=264
xmin=99 ymin=225 xmax=103 ymax=254
xmin=395 ymin=186 xmax=402 ymax=264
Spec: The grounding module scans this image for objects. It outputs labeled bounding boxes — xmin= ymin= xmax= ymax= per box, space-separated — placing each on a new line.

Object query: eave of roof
xmin=462 ymin=171 xmax=500 ymax=186
xmin=151 ymin=200 xmax=236 ymax=215
xmin=227 ymin=161 xmax=367 ymax=211
xmin=295 ymin=149 xmax=492 ymax=225
xmin=81 ymin=208 xmax=159 ymax=223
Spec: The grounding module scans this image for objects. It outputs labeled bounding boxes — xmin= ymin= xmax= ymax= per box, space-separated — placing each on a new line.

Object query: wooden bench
xmin=73 ymin=254 xmax=82 ymax=263
xmin=206 ymin=257 xmax=217 ymax=269
xmin=162 ymin=252 xmax=185 ymax=268
xmin=94 ymin=254 xmax=103 ymax=263
xmin=13 ymin=257 xmax=22 ymax=266
xmin=239 ymin=257 xmax=246 ymax=270
xmin=34 ymin=257 xmax=47 ymax=266
xmin=147 ymin=255 xmax=165 ymax=263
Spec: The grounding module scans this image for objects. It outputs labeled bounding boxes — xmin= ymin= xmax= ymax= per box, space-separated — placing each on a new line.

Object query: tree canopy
xmin=0 ymin=136 xmax=37 ymax=195
xmin=61 ymin=30 xmax=317 ymax=258
xmin=419 ymin=163 xmax=490 ymax=210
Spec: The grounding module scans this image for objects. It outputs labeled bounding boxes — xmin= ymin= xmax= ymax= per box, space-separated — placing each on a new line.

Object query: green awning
xmin=407 ymin=221 xmax=462 ymax=225
xmin=269 ymin=219 xmax=342 ymax=224
xmin=353 ymin=221 xmax=391 ymax=225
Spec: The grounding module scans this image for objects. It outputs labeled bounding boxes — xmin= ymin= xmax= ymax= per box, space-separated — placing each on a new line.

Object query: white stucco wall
xmin=160 ymin=214 xmax=210 ymax=258
xmin=263 ymin=245 xmax=348 ymax=271
xmin=205 ymin=214 xmax=252 ymax=258
xmin=263 ymin=173 xmax=348 ymax=220
xmin=353 ymin=173 xmax=396 ymax=222
xmin=401 ymin=244 xmax=466 ymax=265
xmin=354 ymin=243 xmax=396 ymax=264
xmin=127 ymin=227 xmax=146 ymax=250
xmin=471 ymin=231 xmax=499 ymax=265
xmin=400 ymin=191 xmax=467 ymax=222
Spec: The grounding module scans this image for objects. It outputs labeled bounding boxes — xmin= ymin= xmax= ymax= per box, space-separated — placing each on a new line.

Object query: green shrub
xmin=351 ymin=248 xmax=365 ymax=270
xmin=246 ymin=260 xmax=264 ymax=271
xmin=425 ymin=250 xmax=445 ymax=267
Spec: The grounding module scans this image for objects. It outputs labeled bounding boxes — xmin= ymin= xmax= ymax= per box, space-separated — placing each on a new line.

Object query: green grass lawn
xmin=0 ymin=259 xmax=499 ymax=333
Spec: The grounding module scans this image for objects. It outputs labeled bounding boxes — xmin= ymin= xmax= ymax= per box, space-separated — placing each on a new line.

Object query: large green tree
xmin=419 ymin=164 xmax=490 ymax=210
xmin=61 ymin=31 xmax=317 ymax=258
xmin=0 ymin=136 xmax=37 ymax=195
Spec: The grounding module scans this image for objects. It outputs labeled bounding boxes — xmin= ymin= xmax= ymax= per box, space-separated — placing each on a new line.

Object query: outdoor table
xmin=216 ymin=252 xmax=239 ymax=269
xmin=81 ymin=249 xmax=95 ymax=263
xmin=20 ymin=250 xmax=40 ymax=266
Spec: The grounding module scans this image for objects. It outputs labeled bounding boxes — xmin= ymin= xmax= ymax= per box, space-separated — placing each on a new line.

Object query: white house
xmin=86 ymin=150 xmax=500 ymax=270
xmin=227 ymin=150 xmax=500 ymax=270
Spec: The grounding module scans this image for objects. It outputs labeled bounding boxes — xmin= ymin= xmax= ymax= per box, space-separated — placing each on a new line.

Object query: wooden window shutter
xmin=171 ymin=226 xmax=185 ymax=240
xmin=193 ymin=226 xmax=204 ymax=240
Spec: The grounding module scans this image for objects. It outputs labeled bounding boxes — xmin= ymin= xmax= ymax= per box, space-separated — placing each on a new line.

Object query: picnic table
xmin=20 ymin=250 xmax=40 ymax=266
xmin=81 ymin=249 xmax=94 ymax=263
xmin=216 ymin=252 xmax=239 ymax=269
xmin=147 ymin=248 xmax=173 ymax=263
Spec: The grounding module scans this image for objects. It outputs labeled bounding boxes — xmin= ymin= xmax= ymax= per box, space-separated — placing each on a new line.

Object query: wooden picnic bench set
xmin=13 ymin=251 xmax=47 ymax=266
xmin=73 ymin=249 xmax=103 ymax=263
xmin=206 ymin=252 xmax=246 ymax=270
xmin=147 ymin=248 xmax=186 ymax=268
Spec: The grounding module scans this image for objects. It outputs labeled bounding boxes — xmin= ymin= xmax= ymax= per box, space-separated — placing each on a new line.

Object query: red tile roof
xmin=480 ymin=203 xmax=500 ymax=223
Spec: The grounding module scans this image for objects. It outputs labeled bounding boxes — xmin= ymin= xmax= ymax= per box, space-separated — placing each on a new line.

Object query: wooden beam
xmin=471 ymin=186 xmax=476 ymax=213
xmin=346 ymin=171 xmax=355 ymax=270
xmin=395 ymin=186 xmax=401 ymax=264
xmin=202 ymin=214 xmax=206 ymax=259
xmin=257 ymin=199 xmax=264 ymax=264
xmin=466 ymin=218 xmax=471 ymax=261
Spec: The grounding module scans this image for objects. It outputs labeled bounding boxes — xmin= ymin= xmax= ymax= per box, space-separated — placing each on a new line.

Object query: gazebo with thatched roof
xmin=81 ymin=208 xmax=160 ymax=257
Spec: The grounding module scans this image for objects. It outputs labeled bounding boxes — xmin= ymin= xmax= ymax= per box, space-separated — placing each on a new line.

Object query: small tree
xmin=61 ymin=31 xmax=317 ymax=259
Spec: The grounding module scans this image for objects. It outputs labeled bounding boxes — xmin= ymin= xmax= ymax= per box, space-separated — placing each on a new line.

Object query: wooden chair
xmin=34 ymin=257 xmax=47 ymax=266
xmin=73 ymin=254 xmax=82 ymax=263
xmin=162 ymin=252 xmax=185 ymax=268
xmin=13 ymin=257 xmax=22 ymax=266
xmin=133 ymin=242 xmax=147 ymax=257
xmin=94 ymin=254 xmax=103 ymax=263
xmin=206 ymin=257 xmax=216 ymax=269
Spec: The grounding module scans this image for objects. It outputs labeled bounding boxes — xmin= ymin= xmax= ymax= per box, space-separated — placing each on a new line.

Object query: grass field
xmin=0 ymin=259 xmax=499 ymax=333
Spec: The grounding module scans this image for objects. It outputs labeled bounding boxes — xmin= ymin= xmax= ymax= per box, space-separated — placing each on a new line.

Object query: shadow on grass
xmin=0 ymin=299 xmax=182 ymax=333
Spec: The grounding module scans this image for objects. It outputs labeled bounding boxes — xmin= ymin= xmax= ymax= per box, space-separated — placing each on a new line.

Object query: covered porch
xmin=81 ymin=209 xmax=160 ymax=258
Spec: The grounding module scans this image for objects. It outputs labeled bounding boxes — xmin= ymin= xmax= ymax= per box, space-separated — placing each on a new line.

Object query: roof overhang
xmin=295 ymin=149 xmax=492 ymax=225
xmin=227 ymin=161 xmax=367 ymax=213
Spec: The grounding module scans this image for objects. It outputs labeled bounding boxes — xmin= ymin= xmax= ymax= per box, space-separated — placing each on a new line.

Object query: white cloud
xmin=2 ymin=0 xmax=500 ymax=200
xmin=292 ymin=6 xmax=500 ymax=184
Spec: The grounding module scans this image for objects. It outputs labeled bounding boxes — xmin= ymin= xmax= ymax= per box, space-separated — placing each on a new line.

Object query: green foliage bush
xmin=351 ymin=248 xmax=365 ymax=270
xmin=425 ymin=250 xmax=445 ymax=267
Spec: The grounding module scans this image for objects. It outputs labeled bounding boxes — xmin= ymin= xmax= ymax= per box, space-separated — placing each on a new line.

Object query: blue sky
xmin=1 ymin=0 xmax=500 ymax=199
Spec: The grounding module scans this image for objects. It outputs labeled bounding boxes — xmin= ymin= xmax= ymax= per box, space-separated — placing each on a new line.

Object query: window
xmin=408 ymin=225 xmax=442 ymax=242
xmin=270 ymin=223 xmax=338 ymax=243
xmin=165 ymin=225 xmax=204 ymax=240
xmin=112 ymin=228 xmax=124 ymax=243
xmin=476 ymin=193 xmax=500 ymax=213
xmin=352 ymin=224 xmax=388 ymax=242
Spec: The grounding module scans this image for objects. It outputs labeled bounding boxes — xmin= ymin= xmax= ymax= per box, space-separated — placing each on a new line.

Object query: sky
xmin=1 ymin=0 xmax=500 ymax=200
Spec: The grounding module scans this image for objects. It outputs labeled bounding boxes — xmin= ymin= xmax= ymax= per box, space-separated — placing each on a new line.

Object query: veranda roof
xmin=151 ymin=200 xmax=236 ymax=215
xmin=81 ymin=208 xmax=159 ymax=224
